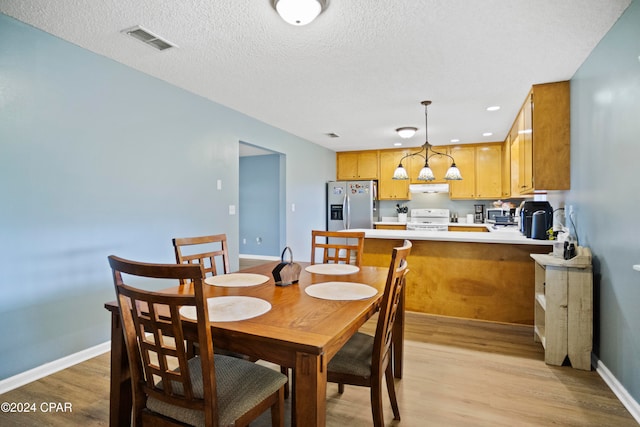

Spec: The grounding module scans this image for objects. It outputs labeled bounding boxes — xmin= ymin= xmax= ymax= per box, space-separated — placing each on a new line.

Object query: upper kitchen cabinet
xmin=501 ymin=136 xmax=511 ymax=198
xmin=408 ymin=146 xmax=452 ymax=184
xmin=449 ymin=143 xmax=503 ymax=200
xmin=336 ymin=151 xmax=379 ymax=180
xmin=379 ymin=149 xmax=410 ymax=200
xmin=511 ymin=81 xmax=570 ymax=194
xmin=448 ymin=145 xmax=476 ymax=199
xmin=476 ymin=143 xmax=503 ymax=198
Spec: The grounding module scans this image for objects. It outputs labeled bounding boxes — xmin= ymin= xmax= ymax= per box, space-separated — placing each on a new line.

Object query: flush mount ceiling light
xmin=393 ymin=101 xmax=463 ymax=182
xmin=272 ymin=0 xmax=328 ymax=26
xmin=396 ymin=127 xmax=418 ymax=139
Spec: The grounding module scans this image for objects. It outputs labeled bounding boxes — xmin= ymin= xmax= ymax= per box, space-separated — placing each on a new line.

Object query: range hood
xmin=409 ymin=183 xmax=450 ymax=193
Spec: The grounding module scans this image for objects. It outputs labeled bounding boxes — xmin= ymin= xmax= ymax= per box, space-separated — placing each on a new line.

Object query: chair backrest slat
xmin=310 ymin=230 xmax=365 ymax=266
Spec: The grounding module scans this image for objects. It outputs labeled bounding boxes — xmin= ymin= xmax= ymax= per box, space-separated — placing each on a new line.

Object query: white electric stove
xmin=406 ymin=209 xmax=450 ymax=231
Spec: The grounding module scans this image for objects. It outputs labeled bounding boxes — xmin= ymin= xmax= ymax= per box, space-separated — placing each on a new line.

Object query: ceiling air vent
xmin=121 ymin=26 xmax=177 ymax=51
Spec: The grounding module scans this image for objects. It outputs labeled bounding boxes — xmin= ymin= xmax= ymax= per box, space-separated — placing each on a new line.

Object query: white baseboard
xmin=592 ymin=354 xmax=640 ymax=423
xmin=0 ymin=341 xmax=111 ymax=395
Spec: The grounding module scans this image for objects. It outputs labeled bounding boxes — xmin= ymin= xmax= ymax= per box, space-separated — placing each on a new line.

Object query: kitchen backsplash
xmin=379 ymin=192 xmax=567 ymax=221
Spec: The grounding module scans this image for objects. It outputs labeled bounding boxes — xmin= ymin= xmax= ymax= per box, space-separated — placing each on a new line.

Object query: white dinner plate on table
xmin=179 ymin=296 xmax=271 ymax=322
xmin=204 ymin=273 xmax=269 ymax=287
xmin=304 ymin=282 xmax=377 ymax=301
xmin=304 ymin=264 xmax=360 ymax=275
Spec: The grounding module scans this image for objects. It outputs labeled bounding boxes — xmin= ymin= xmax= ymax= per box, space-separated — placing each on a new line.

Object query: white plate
xmin=179 ymin=296 xmax=271 ymax=322
xmin=204 ymin=273 xmax=269 ymax=287
xmin=304 ymin=282 xmax=378 ymax=301
xmin=304 ymin=264 xmax=360 ymax=275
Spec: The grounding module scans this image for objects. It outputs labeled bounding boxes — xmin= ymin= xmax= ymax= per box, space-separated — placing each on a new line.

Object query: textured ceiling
xmin=0 ymin=0 xmax=632 ymax=151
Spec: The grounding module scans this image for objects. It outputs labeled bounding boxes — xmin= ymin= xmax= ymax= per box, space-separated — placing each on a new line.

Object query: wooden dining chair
xmin=310 ymin=230 xmax=366 ymax=266
xmin=173 ymin=234 xmax=230 ymax=285
xmin=108 ymin=255 xmax=287 ymax=427
xmin=326 ymin=240 xmax=412 ymax=427
xmin=173 ymin=233 xmax=291 ymax=398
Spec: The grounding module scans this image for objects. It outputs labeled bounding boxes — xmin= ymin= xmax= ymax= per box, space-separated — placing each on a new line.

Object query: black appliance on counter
xmin=520 ymin=201 xmax=553 ymax=239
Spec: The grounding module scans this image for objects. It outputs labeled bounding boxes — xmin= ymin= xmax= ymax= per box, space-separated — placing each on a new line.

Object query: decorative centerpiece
xmin=272 ymin=247 xmax=301 ymax=286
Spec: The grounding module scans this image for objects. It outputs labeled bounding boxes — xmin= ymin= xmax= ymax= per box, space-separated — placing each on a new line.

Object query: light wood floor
xmin=0 ymin=312 xmax=635 ymax=426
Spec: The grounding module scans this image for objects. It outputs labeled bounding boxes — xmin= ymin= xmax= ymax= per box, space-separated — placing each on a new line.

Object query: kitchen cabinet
xmin=475 ymin=143 xmax=503 ymax=198
xmin=501 ymin=136 xmax=511 ymax=198
xmin=336 ymin=151 xmax=379 ymax=180
xmin=449 ymin=143 xmax=502 ymax=200
xmin=447 ymin=225 xmax=488 ymax=232
xmin=374 ymin=224 xmax=407 ymax=230
xmin=448 ymin=145 xmax=476 ymax=199
xmin=531 ymin=248 xmax=592 ymax=370
xmin=511 ymin=81 xmax=570 ymax=194
xmin=378 ymin=149 xmax=410 ymax=200
xmin=408 ymin=146 xmax=452 ymax=184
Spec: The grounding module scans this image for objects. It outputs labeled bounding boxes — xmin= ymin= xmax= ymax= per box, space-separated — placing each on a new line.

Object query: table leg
xmin=109 ymin=311 xmax=132 ymax=427
xmin=294 ymin=352 xmax=327 ymax=427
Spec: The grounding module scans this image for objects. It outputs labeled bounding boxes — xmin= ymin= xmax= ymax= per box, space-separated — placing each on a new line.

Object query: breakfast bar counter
xmin=351 ymin=228 xmax=553 ymax=325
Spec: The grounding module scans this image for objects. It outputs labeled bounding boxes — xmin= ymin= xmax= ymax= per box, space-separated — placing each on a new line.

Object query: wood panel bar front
xmin=363 ymin=238 xmax=550 ymax=325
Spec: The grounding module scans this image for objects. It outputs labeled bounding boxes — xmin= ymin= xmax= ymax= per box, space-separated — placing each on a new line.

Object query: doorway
xmin=239 ymin=142 xmax=286 ymax=256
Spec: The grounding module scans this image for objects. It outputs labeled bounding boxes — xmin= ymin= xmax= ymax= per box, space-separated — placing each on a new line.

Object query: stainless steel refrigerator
xmin=327 ymin=181 xmax=378 ymax=231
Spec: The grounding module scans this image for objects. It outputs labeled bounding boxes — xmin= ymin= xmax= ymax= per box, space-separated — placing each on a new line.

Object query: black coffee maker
xmin=519 ymin=201 xmax=553 ymax=239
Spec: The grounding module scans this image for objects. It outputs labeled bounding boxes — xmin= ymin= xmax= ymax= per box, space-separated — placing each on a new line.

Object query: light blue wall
xmin=568 ymin=0 xmax=640 ymax=402
xmin=239 ymin=154 xmax=283 ymax=256
xmin=0 ymin=14 xmax=335 ymax=379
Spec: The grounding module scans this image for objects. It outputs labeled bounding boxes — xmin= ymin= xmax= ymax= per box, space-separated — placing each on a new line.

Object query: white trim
xmin=0 ymin=341 xmax=110 ymax=395
xmin=592 ymin=353 xmax=640 ymax=423
xmin=239 ymin=254 xmax=280 ymax=261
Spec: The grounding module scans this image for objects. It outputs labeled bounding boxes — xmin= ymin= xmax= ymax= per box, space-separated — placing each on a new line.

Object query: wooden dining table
xmin=104 ymin=261 xmax=402 ymax=427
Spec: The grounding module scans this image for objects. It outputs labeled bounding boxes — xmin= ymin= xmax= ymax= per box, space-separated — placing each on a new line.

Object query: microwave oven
xmin=486 ymin=208 xmax=504 ymax=222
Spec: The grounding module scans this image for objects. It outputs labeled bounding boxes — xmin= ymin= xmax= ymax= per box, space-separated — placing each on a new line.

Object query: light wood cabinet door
xmin=510 ymin=133 xmax=521 ymax=196
xmin=336 ymin=152 xmax=358 ymax=180
xmin=501 ymin=137 xmax=511 ymax=198
xmin=336 ymin=151 xmax=379 ymax=180
xmin=448 ymin=145 xmax=476 ymax=199
xmin=378 ymin=150 xmax=410 ymax=200
xmin=521 ymin=92 xmax=534 ymax=193
xmin=356 ymin=151 xmax=379 ymax=179
xmin=530 ymin=81 xmax=570 ymax=191
xmin=475 ymin=143 xmax=502 ymax=199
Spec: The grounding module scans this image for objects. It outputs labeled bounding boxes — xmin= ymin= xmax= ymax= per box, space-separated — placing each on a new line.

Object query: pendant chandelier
xmin=392 ymin=101 xmax=463 ymax=181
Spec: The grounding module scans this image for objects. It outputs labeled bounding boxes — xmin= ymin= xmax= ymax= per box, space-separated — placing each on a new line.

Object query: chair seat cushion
xmin=147 ymin=354 xmax=287 ymax=427
xmin=328 ymin=332 xmax=374 ymax=378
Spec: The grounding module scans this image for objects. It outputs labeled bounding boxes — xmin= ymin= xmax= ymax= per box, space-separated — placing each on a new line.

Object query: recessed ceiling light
xmin=482 ymin=132 xmax=493 ymax=137
xmin=450 ymin=139 xmax=460 ymax=143
xmin=487 ymin=106 xmax=501 ymax=111
xmin=394 ymin=142 xmax=403 ymax=147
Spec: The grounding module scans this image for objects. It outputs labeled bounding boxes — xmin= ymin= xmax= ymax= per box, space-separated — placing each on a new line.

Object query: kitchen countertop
xmin=348 ymin=227 xmax=554 ymax=246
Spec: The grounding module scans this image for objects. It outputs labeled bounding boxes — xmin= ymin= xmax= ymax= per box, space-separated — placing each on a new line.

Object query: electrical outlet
xmin=568 ymin=205 xmax=574 ymax=215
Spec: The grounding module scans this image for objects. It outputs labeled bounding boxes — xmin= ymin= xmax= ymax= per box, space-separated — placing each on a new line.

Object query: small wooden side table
xmin=531 ymin=247 xmax=593 ymax=370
